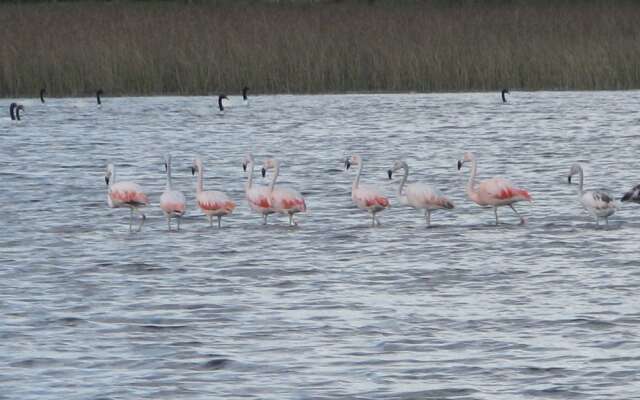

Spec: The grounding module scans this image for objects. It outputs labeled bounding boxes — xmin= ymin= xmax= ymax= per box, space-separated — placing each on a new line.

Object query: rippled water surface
xmin=2 ymin=92 xmax=640 ymax=399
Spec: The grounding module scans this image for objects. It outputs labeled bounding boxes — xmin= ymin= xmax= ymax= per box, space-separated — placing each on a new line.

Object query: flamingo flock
xmin=102 ymin=150 xmax=639 ymax=232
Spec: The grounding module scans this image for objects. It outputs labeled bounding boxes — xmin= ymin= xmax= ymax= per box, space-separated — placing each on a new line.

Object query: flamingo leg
xmin=217 ymin=215 xmax=222 ymax=228
xmin=509 ymin=204 xmax=525 ymax=225
xmin=494 ymin=207 xmax=499 ymax=225
xmin=263 ymin=214 xmax=268 ymax=225
xmin=177 ymin=217 xmax=181 ymax=232
xmin=370 ymin=212 xmax=375 ymax=227
xmin=134 ymin=208 xmax=146 ymax=232
xmin=167 ymin=217 xmax=171 ymax=232
xmin=129 ymin=208 xmax=134 ymax=232
xmin=426 ymin=210 xmax=432 ymax=227
xmin=208 ymin=215 xmax=213 ymax=227
xmin=605 ymin=217 xmax=609 ymax=226
xmin=289 ymin=213 xmax=293 ymax=226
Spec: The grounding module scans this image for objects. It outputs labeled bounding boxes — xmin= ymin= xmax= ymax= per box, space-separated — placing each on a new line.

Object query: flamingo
xmin=191 ymin=158 xmax=235 ymax=228
xmin=568 ymin=163 xmax=617 ymax=225
xmin=105 ymin=164 xmax=149 ymax=232
xmin=621 ymin=184 xmax=640 ymax=204
xmin=457 ymin=152 xmax=531 ymax=225
xmin=388 ymin=160 xmax=454 ymax=226
xmin=345 ymin=154 xmax=390 ymax=226
xmin=261 ymin=159 xmax=306 ymax=226
xmin=242 ymin=154 xmax=275 ymax=224
xmin=159 ymin=155 xmax=186 ymax=231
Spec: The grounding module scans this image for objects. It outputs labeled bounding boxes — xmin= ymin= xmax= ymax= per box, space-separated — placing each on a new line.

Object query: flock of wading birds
xmin=7 ymin=88 xmax=640 ymax=232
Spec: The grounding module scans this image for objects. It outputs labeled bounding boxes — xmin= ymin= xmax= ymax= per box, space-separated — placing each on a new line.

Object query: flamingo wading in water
xmin=191 ymin=158 xmax=235 ymax=228
xmin=568 ymin=163 xmax=616 ymax=225
xmin=159 ymin=155 xmax=186 ymax=231
xmin=243 ymin=154 xmax=275 ymax=224
xmin=346 ymin=155 xmax=390 ymax=226
xmin=388 ymin=160 xmax=454 ymax=226
xmin=261 ymin=158 xmax=306 ymax=226
xmin=457 ymin=152 xmax=531 ymax=225
xmin=105 ymin=164 xmax=149 ymax=232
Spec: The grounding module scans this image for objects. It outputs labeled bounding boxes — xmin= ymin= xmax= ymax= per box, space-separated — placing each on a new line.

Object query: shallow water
xmin=1 ymin=92 xmax=640 ymax=399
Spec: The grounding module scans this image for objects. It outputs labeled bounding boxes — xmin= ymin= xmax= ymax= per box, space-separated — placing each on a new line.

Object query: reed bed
xmin=2 ymin=1 xmax=640 ymax=97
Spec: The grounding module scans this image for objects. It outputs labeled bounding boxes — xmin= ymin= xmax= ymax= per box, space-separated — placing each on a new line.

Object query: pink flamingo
xmin=191 ymin=158 xmax=235 ymax=228
xmin=261 ymin=158 xmax=306 ymax=226
xmin=159 ymin=155 xmax=186 ymax=231
xmin=242 ymin=154 xmax=275 ymax=224
xmin=457 ymin=152 xmax=532 ymax=225
xmin=105 ymin=164 xmax=149 ymax=232
xmin=388 ymin=160 xmax=454 ymax=226
xmin=345 ymin=154 xmax=390 ymax=226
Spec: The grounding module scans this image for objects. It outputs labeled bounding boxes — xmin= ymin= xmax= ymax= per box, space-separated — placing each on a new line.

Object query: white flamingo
xmin=345 ymin=154 xmax=390 ymax=226
xmin=568 ymin=163 xmax=617 ymax=225
xmin=388 ymin=160 xmax=454 ymax=226
xmin=242 ymin=154 xmax=275 ymax=224
xmin=457 ymin=152 xmax=532 ymax=225
xmin=261 ymin=158 xmax=306 ymax=226
xmin=191 ymin=158 xmax=235 ymax=228
xmin=105 ymin=164 xmax=149 ymax=232
xmin=159 ymin=155 xmax=186 ymax=231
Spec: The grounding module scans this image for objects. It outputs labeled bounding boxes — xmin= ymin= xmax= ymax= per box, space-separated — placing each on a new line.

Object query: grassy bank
xmin=2 ymin=1 xmax=640 ymax=97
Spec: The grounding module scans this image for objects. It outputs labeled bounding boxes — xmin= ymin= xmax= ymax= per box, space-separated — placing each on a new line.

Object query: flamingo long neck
xmin=397 ymin=164 xmax=409 ymax=203
xmin=466 ymin=158 xmax=479 ymax=201
xmin=577 ymin=168 xmax=584 ymax=195
xmin=165 ymin=161 xmax=173 ymax=190
xmin=353 ymin=162 xmax=363 ymax=189
xmin=268 ymin=162 xmax=280 ymax=193
xmin=196 ymin=162 xmax=204 ymax=193
xmin=246 ymin=161 xmax=255 ymax=189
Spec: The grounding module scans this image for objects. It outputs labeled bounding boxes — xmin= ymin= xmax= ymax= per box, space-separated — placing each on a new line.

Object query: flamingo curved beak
xmin=568 ymin=176 xmax=572 ymax=184
xmin=105 ymin=176 xmax=109 ymax=186
xmin=345 ymin=160 xmax=351 ymax=170
xmin=388 ymin=169 xmax=393 ymax=179
xmin=191 ymin=167 xmax=196 ymax=176
xmin=242 ymin=163 xmax=247 ymax=172
xmin=261 ymin=167 xmax=266 ymax=178
xmin=457 ymin=160 xmax=463 ymax=170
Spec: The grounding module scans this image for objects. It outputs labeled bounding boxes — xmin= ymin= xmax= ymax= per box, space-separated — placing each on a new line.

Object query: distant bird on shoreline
xmin=218 ymin=94 xmax=229 ymax=112
xmin=96 ymin=89 xmax=103 ymax=105
xmin=458 ymin=152 xmax=531 ymax=225
xmin=40 ymin=88 xmax=46 ymax=103
xmin=9 ymin=103 xmax=24 ymax=121
xmin=242 ymin=86 xmax=249 ymax=105
xmin=501 ymin=88 xmax=509 ymax=103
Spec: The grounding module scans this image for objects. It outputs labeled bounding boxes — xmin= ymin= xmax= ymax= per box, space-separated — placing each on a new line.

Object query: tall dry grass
xmin=1 ymin=1 xmax=640 ymax=97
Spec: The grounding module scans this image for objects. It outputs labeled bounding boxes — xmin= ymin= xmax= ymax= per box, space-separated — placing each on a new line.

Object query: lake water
xmin=2 ymin=92 xmax=640 ymax=399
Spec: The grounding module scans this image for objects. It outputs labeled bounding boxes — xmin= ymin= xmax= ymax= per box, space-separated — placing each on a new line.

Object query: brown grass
xmin=1 ymin=1 xmax=640 ymax=97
